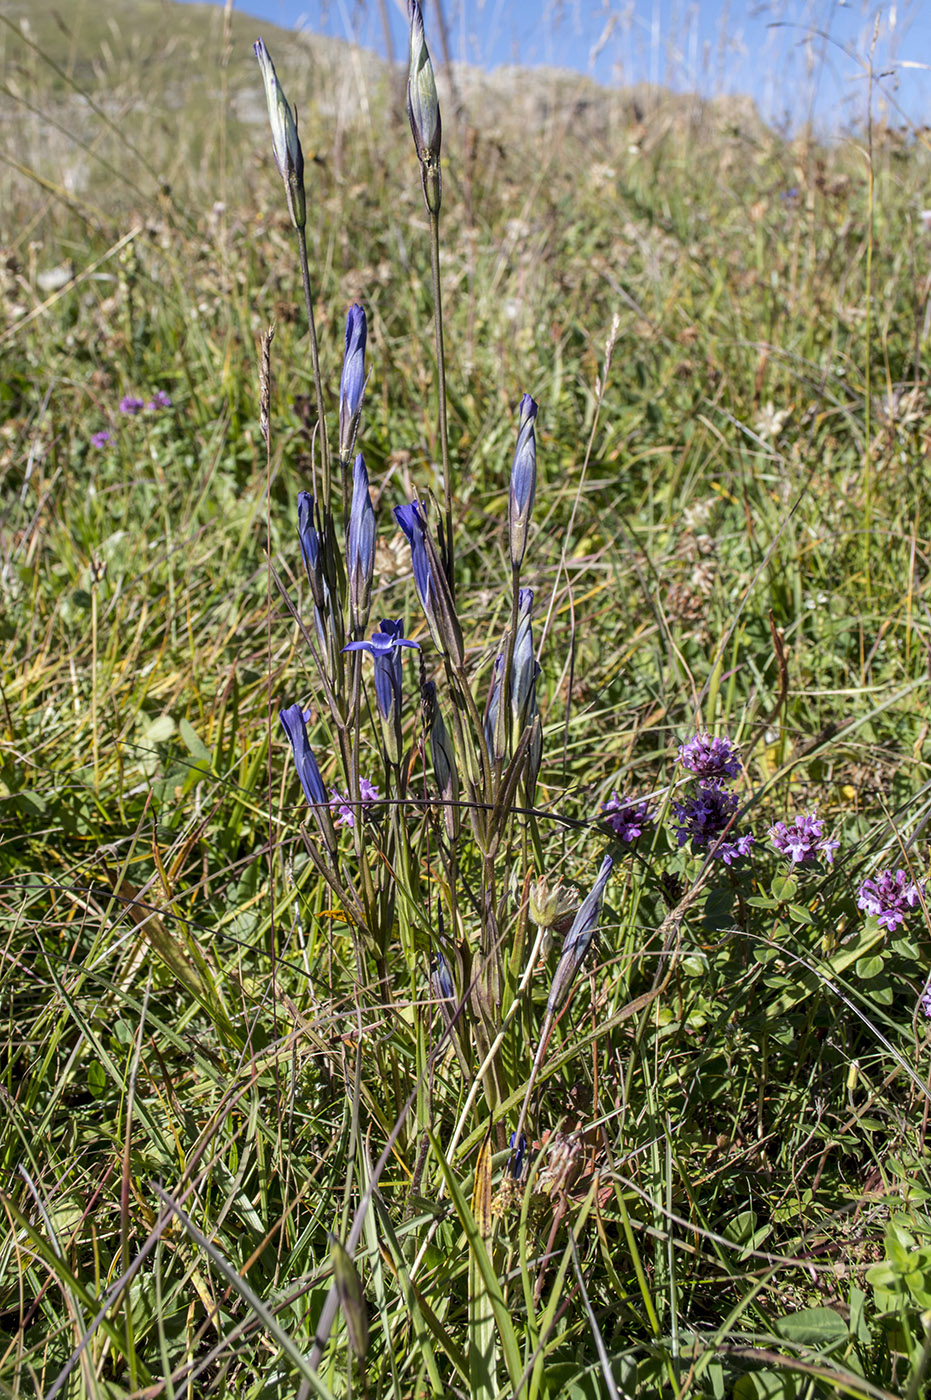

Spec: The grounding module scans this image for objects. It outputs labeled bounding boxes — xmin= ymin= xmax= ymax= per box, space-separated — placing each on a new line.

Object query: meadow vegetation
xmin=3 ymin=3 xmax=931 ymax=1397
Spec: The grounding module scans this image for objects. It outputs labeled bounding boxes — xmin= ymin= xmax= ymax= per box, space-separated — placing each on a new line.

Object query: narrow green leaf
xmin=428 ymin=1129 xmax=523 ymax=1390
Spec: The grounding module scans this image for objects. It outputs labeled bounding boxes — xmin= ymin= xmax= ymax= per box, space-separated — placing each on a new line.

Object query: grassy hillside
xmin=3 ymin=4 xmax=931 ymax=1398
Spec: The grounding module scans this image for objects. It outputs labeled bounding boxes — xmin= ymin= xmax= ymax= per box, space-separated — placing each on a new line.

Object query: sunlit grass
xmin=3 ymin=6 xmax=931 ymax=1398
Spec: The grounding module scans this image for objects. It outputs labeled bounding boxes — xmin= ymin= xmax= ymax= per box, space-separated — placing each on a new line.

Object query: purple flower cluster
xmin=769 ymin=811 xmax=840 ymax=867
xmin=120 ymin=390 xmax=171 ymax=415
xmin=329 ymin=777 xmax=380 ymax=828
xmin=677 ymin=731 xmax=742 ymax=781
xmin=857 ymin=868 xmax=924 ymax=932
xmin=671 ymin=730 xmax=753 ymax=864
xmin=672 ymin=782 xmax=754 ymax=864
xmin=602 ymin=791 xmax=652 ymax=843
xmin=93 ymin=391 xmax=172 ymax=447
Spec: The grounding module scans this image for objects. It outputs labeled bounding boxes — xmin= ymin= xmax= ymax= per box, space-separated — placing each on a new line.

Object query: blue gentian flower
xmin=484 ymin=654 xmax=503 ymax=758
xmin=338 ymin=304 xmax=367 ymax=461
xmin=431 ymin=949 xmax=457 ymax=1031
xmin=279 ymin=703 xmax=327 ymax=808
xmin=508 ymin=394 xmax=538 ymax=571
xmin=508 ymin=1131 xmax=527 ymax=1180
xmin=393 ymin=500 xmax=441 ymax=647
xmin=344 ymin=621 xmax=420 ymax=763
xmin=347 ymin=454 xmax=376 ymax=631
xmin=432 ymin=949 xmax=455 ymax=1001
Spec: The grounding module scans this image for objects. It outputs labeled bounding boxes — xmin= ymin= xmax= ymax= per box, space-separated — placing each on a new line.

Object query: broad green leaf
xmin=179 ymin=716 xmax=212 ymax=763
xmin=773 ymin=1305 xmax=848 ymax=1346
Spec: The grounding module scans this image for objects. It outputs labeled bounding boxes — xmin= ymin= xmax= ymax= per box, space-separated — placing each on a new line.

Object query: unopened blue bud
xmin=484 ymin=654 xmax=503 ymax=759
xmin=509 ymin=1131 xmax=527 ymax=1180
xmin=394 ymin=501 xmax=438 ymax=644
xmin=279 ymin=703 xmax=326 ymax=808
xmin=347 ymin=454 xmax=376 ymax=632
xmin=509 ymin=394 xmax=538 ymax=571
xmin=547 ymin=855 xmax=613 ymax=1013
xmin=297 ymin=491 xmax=326 ymax=610
xmin=339 ymin=305 xmax=367 ymax=462
xmin=511 ymin=588 xmax=536 ymax=734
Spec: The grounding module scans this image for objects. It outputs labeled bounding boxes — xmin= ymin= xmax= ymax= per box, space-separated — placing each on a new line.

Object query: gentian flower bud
xmin=347 ymin=454 xmax=376 ymax=632
xmin=338 ymin=304 xmax=367 ymax=462
xmin=279 ymin=703 xmax=326 ymax=808
xmin=511 ymin=588 xmax=537 ymax=734
xmin=422 ymin=679 xmax=459 ymax=839
xmin=393 ymin=500 xmax=464 ymax=665
xmin=547 ymin=855 xmax=613 ymax=1014
xmin=525 ymin=712 xmax=543 ymax=809
xmin=508 ymin=394 xmax=538 ymax=572
xmin=406 ymin=0 xmax=442 ymax=214
xmin=297 ymin=491 xmax=326 ymax=611
xmin=431 ymin=949 xmax=458 ymax=1032
xmin=484 ymin=654 xmax=503 ymax=760
xmin=279 ymin=703 xmax=337 ymax=851
xmin=253 ymin=38 xmax=306 ymax=231
xmin=394 ymin=501 xmax=443 ymax=652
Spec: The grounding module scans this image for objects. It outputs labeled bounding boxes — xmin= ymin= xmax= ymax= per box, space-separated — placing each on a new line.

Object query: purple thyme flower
xmin=329 ymin=777 xmax=380 ymax=828
xmin=147 ymin=390 xmax=172 ymax=410
xmin=672 ymin=781 xmax=754 ymax=863
xmin=769 ymin=810 xmax=840 ymax=866
xmin=119 ymin=395 xmax=145 ymax=415
xmin=90 ymin=430 xmax=111 ymax=448
xmin=602 ymin=792 xmax=652 ymax=843
xmin=857 ymin=868 xmax=924 ymax=932
xmin=677 ymin=731 xmax=742 ymax=781
xmin=921 ymin=985 xmax=931 ymax=1019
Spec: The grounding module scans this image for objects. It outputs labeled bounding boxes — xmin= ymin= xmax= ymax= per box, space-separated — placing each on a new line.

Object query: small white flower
xmin=753 ymin=401 xmax=792 ymax=441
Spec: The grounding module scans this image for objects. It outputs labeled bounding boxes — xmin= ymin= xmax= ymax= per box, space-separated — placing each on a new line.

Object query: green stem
xmin=296 ymin=227 xmax=332 ymax=515
xmin=428 ymin=208 xmax=454 ymax=592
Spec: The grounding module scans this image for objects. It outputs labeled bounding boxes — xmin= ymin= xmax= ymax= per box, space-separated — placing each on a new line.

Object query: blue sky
xmin=197 ymin=0 xmax=930 ymax=130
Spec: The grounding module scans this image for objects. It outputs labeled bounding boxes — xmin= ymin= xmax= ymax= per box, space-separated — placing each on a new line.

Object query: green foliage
xmin=4 ymin=4 xmax=931 ymax=1398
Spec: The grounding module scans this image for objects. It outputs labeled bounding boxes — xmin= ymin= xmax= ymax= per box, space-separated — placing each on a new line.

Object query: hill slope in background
xmin=0 ymin=0 xmax=768 ymax=233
